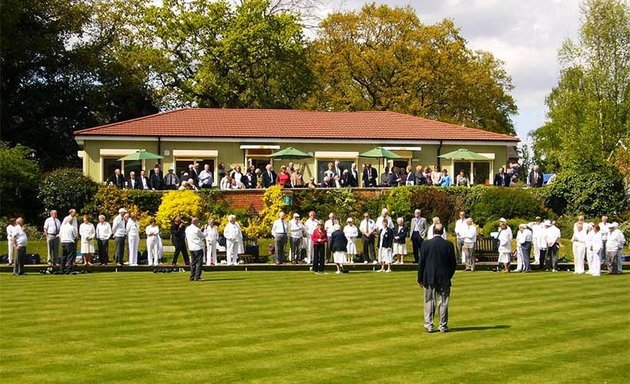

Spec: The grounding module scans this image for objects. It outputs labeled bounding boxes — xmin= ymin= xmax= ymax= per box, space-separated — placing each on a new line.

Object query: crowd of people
xmin=6 ymin=205 xmax=625 ymax=280
xmin=106 ymin=161 xmax=548 ymax=191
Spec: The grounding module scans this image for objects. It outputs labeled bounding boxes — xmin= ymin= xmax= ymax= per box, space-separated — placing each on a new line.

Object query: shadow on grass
xmin=449 ymin=325 xmax=510 ymax=332
xmin=192 ymin=278 xmax=246 ymax=282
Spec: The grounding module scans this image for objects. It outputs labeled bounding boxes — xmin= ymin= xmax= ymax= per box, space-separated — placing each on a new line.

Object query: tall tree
xmin=303 ymin=3 xmax=517 ymax=135
xmin=0 ymin=0 xmax=158 ymax=169
xmin=532 ymin=0 xmax=630 ymax=171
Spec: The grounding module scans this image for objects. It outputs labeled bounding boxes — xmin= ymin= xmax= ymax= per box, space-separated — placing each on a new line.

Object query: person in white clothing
xmin=454 ymin=211 xmax=467 ymax=263
xmin=324 ymin=212 xmax=339 ymax=261
xmin=427 ymin=217 xmax=447 ymax=240
xmin=11 ymin=218 xmax=28 ymax=275
xmin=573 ymin=215 xmax=592 ymax=234
xmin=377 ymin=219 xmax=394 ymax=273
xmin=375 ymin=208 xmax=394 ymax=232
xmin=43 ymin=211 xmax=61 ymax=265
xmin=126 ymin=212 xmax=140 ymax=266
xmin=586 ymin=224 xmax=602 ymax=276
xmin=112 ymin=208 xmax=127 ymax=266
xmin=224 ymin=215 xmax=243 ymax=265
xmin=288 ymin=213 xmax=305 ymax=263
xmin=461 ymin=218 xmax=477 ymax=271
xmin=303 ymin=211 xmax=318 ymax=264
xmin=606 ymin=222 xmax=625 ymax=274
xmin=203 ymin=218 xmax=219 ymax=266
xmin=95 ymin=215 xmax=112 ymax=265
xmin=496 ymin=218 xmax=513 ymax=272
xmin=343 ymin=218 xmax=358 ymax=263
xmin=6 ymin=218 xmax=16 ymax=265
xmin=516 ymin=224 xmax=533 ymax=272
xmin=271 ymin=212 xmax=289 ymax=264
xmin=64 ymin=209 xmax=79 ymax=235
xmin=544 ymin=220 xmax=562 ymax=272
xmin=185 ymin=217 xmax=205 ymax=280
xmin=145 ymin=218 xmax=161 ymax=266
xmin=599 ymin=215 xmax=610 ymax=262
xmin=79 ymin=214 xmax=96 ymax=266
xmin=529 ymin=217 xmax=543 ymax=265
xmin=359 ymin=212 xmax=377 ymax=263
xmin=59 ymin=216 xmax=78 ymax=273
xmin=571 ymin=221 xmax=588 ymax=274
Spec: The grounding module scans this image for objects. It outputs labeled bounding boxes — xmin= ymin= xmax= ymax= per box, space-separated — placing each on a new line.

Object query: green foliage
xmin=385 ymin=186 xmax=413 ymax=220
xmin=126 ymin=190 xmax=163 ymax=214
xmin=155 ymin=190 xmax=203 ymax=230
xmin=470 ymin=187 xmax=547 ymax=227
xmin=409 ymin=187 xmax=456 ymax=227
xmin=541 ymin=166 xmax=627 ymax=217
xmin=84 ymin=186 xmax=163 ymax=221
xmin=0 ymin=143 xmax=40 ymax=218
xmin=198 ymin=189 xmax=232 ymax=218
xmin=244 ymin=185 xmax=286 ymax=239
xmin=305 ymin=3 xmax=517 ymax=135
xmin=38 ymin=168 xmax=99 ymax=216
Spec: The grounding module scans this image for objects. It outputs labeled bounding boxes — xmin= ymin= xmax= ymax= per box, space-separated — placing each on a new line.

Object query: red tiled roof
xmin=74 ymin=108 xmax=519 ymax=142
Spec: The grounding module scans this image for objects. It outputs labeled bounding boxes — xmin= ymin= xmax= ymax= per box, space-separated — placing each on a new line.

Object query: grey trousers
xmin=47 ymin=235 xmax=60 ymax=263
xmin=424 ymin=285 xmax=450 ymax=331
xmin=114 ymin=236 xmax=126 ymax=264
xmin=189 ymin=250 xmax=203 ymax=280
xmin=289 ymin=237 xmax=302 ymax=262
xmin=13 ymin=246 xmax=26 ymax=276
xmin=606 ymin=251 xmax=618 ymax=274
xmin=462 ymin=243 xmax=475 ymax=270
xmin=274 ymin=235 xmax=288 ymax=263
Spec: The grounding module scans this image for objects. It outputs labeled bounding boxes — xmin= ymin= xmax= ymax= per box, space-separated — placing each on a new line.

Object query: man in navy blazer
xmin=262 ymin=164 xmax=277 ymax=188
xmin=418 ymin=224 xmax=457 ymax=333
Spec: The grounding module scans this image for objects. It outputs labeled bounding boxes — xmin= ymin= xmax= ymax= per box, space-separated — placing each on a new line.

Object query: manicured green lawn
xmin=1 ymin=271 xmax=628 ymax=383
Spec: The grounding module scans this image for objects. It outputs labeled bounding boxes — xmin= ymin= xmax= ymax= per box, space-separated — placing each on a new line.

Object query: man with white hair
xmin=63 ymin=209 xmax=78 ymax=234
xmin=288 ymin=213 xmax=305 ymax=264
xmin=224 ymin=215 xmax=243 ymax=265
xmin=324 ymin=212 xmax=339 ymax=261
xmin=95 ymin=215 xmax=112 ymax=265
xmin=271 ymin=212 xmax=289 ymax=264
xmin=606 ymin=222 xmax=626 ymax=274
xmin=262 ymin=164 xmax=277 ymax=188
xmin=410 ymin=209 xmax=428 ymax=264
xmin=529 ymin=217 xmax=543 ymax=265
xmin=304 ymin=211 xmax=318 ymax=264
xmin=11 ymin=218 xmax=27 ymax=276
xmin=59 ymin=216 xmax=78 ymax=273
xmin=111 ymin=208 xmax=127 ymax=266
xmin=496 ymin=218 xmax=512 ymax=272
xmin=375 ymin=208 xmax=394 ymax=231
xmin=461 ymin=218 xmax=477 ymax=271
xmin=359 ymin=212 xmax=377 ymax=264
xmin=185 ymin=217 xmax=205 ymax=281
xmin=516 ymin=224 xmax=533 ymax=272
xmin=454 ymin=211 xmax=467 ymax=263
xmin=544 ymin=220 xmax=562 ymax=272
xmin=43 ymin=210 xmax=61 ymax=266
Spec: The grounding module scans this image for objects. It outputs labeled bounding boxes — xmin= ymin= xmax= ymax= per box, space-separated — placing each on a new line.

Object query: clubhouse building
xmin=74 ymin=108 xmax=519 ymax=186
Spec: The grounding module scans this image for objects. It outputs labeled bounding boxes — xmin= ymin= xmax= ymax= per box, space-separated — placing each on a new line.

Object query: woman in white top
xmin=126 ymin=212 xmax=140 ymax=266
xmin=145 ymin=218 xmax=161 ymax=266
xmin=496 ymin=218 xmax=513 ymax=272
xmin=586 ymin=224 xmax=602 ymax=276
xmin=571 ymin=221 xmax=588 ymax=274
xmin=427 ymin=217 xmax=447 ymax=240
xmin=6 ymin=218 xmax=15 ymax=265
xmin=223 ymin=215 xmax=243 ymax=265
xmin=220 ymin=175 xmax=233 ymax=190
xmin=79 ymin=214 xmax=96 ymax=266
xmin=204 ymin=218 xmax=219 ymax=266
xmin=343 ymin=218 xmax=358 ymax=264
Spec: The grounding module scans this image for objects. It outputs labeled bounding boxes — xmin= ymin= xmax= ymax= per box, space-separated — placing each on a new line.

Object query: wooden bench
xmin=474 ymin=237 xmax=499 ymax=262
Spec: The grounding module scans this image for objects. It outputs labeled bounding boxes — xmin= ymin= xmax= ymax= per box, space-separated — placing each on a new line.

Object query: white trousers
xmin=7 ymin=242 xmax=13 ymax=263
xmin=128 ymin=235 xmax=139 ymax=265
xmin=205 ymin=240 xmax=217 ymax=265
xmin=305 ymin=238 xmax=313 ymax=264
xmin=147 ymin=236 xmax=160 ymax=266
xmin=588 ymin=250 xmax=601 ymax=276
xmin=226 ymin=240 xmax=238 ymax=265
xmin=573 ymin=242 xmax=586 ymax=274
xmin=533 ymin=242 xmax=540 ymax=264
xmin=515 ymin=246 xmax=523 ymax=271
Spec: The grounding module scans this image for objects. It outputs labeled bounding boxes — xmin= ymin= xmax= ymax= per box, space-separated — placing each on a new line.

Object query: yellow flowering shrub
xmin=155 ymin=190 xmax=202 ymax=230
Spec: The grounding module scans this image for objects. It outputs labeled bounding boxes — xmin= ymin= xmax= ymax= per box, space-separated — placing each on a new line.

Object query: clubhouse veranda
xmin=74 ymin=108 xmax=519 ymax=185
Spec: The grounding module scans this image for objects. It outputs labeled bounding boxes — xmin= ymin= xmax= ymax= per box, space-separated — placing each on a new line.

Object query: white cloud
xmin=320 ymin=0 xmax=584 ymax=139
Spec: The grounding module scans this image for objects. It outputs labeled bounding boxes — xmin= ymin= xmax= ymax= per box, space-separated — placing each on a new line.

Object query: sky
xmin=317 ymin=0 xmax=584 ymax=142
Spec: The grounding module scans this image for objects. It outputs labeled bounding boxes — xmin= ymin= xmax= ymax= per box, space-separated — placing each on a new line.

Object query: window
xmin=452 ymin=161 xmax=491 ymax=185
xmin=102 ymin=158 xmax=122 ymax=182
xmin=392 ymin=160 xmax=410 ymax=171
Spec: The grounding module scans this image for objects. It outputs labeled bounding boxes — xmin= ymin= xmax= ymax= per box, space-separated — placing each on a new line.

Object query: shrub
xmin=0 ymin=143 xmax=40 ymax=219
xmin=542 ymin=166 xmax=627 ymax=217
xmin=293 ymin=188 xmax=358 ymax=220
xmin=470 ymin=187 xmax=546 ymax=227
xmin=155 ymin=190 xmax=203 ymax=230
xmin=386 ymin=186 xmax=412 ymax=220
xmin=83 ymin=185 xmax=127 ymax=220
xmin=409 ymin=187 xmax=455 ymax=227
xmin=38 ymin=168 xmax=99 ymax=217
xmin=245 ymin=185 xmax=287 ymax=239
xmin=127 ymin=190 xmax=163 ymax=214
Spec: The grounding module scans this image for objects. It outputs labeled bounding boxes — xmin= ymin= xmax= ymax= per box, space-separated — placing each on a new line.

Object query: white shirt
xmin=64 ymin=215 xmax=78 ymax=234
xmin=359 ymin=219 xmax=376 ymax=237
xmin=79 ymin=222 xmax=95 ymax=240
xmin=126 ymin=220 xmax=139 ymax=238
xmin=6 ymin=224 xmax=15 ymax=241
xmin=185 ymin=224 xmax=205 ymax=251
xmin=271 ymin=219 xmax=288 ymax=237
xmin=375 ymin=215 xmax=394 ymax=230
xmin=220 ymin=176 xmax=232 ymax=190
xmin=517 ymin=229 xmax=533 ymax=245
xmin=112 ymin=215 xmax=126 ymax=237
xmin=454 ymin=219 xmax=467 ymax=239
xmin=12 ymin=225 xmax=27 ymax=247
xmin=573 ymin=222 xmax=592 ymax=234
xmin=587 ymin=231 xmax=603 ymax=253
xmin=224 ymin=222 xmax=243 ymax=242
xmin=43 ymin=217 xmax=61 ymax=236
xmin=497 ymin=226 xmax=513 ymax=253
xmin=304 ymin=218 xmax=318 ymax=236
xmin=427 ymin=224 xmax=447 ymax=240
xmin=141 ymin=177 xmax=149 ymax=189
xmin=60 ymin=223 xmax=77 ymax=243
xmin=344 ymin=224 xmax=358 ymax=239
xmin=145 ymin=224 xmax=160 ymax=238
xmin=599 ymin=222 xmax=610 ymax=240
xmin=204 ymin=225 xmax=218 ymax=243
xmin=461 ymin=225 xmax=477 ymax=244
xmin=530 ymin=222 xmax=543 ymax=241
xmin=288 ymin=220 xmax=304 ymax=239
xmin=199 ymin=170 xmax=213 ymax=187
xmin=606 ymin=229 xmax=626 ymax=251
xmin=571 ymin=227 xmax=588 ymax=244
xmin=545 ymin=225 xmax=561 ymax=247
xmin=324 ymin=219 xmax=339 ymax=237
xmin=96 ymin=222 xmax=112 ymax=240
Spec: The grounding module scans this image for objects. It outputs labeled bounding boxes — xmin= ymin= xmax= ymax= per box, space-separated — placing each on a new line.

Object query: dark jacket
xmin=262 ymin=170 xmax=277 ymax=188
xmin=417 ymin=236 xmax=457 ymax=287
xmin=379 ymin=227 xmax=394 ymax=248
xmin=394 ymin=225 xmax=408 ymax=244
xmin=362 ymin=167 xmax=377 ymax=187
xmin=110 ymin=173 xmax=125 ymax=188
xmin=126 ymin=177 xmax=142 ymax=190
xmin=347 ymin=169 xmax=359 ymax=187
xmin=149 ymin=171 xmax=163 ymax=190
xmin=329 ymin=229 xmax=348 ymax=252
xmin=528 ymin=170 xmax=544 ymax=188
xmin=171 ymin=222 xmax=186 ymax=247
xmin=494 ymin=172 xmax=510 ymax=187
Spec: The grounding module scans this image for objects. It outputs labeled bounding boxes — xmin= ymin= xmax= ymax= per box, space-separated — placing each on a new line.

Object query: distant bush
xmin=155 ymin=190 xmax=203 ymax=230
xmin=83 ymin=185 xmax=127 ymax=220
xmin=38 ymin=168 xmax=99 ymax=216
xmin=409 ymin=187 xmax=456 ymax=227
xmin=470 ymin=187 xmax=547 ymax=227
xmin=127 ymin=190 xmax=163 ymax=214
xmin=293 ymin=188 xmax=358 ymax=220
xmin=0 ymin=143 xmax=40 ymax=219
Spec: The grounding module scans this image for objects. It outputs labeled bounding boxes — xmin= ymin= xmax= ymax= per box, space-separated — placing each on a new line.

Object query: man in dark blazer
xmin=528 ymin=165 xmax=544 ymax=188
xmin=362 ymin=164 xmax=378 ymax=187
xmin=126 ymin=171 xmax=141 ymax=190
xmin=262 ymin=164 xmax=277 ymax=188
xmin=346 ymin=163 xmax=359 ymax=187
xmin=494 ymin=167 xmax=510 ymax=187
xmin=418 ymin=224 xmax=457 ymax=333
xmin=109 ymin=169 xmax=125 ymax=188
xmin=410 ymin=209 xmax=428 ymax=263
xmin=149 ymin=165 xmax=163 ymax=190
